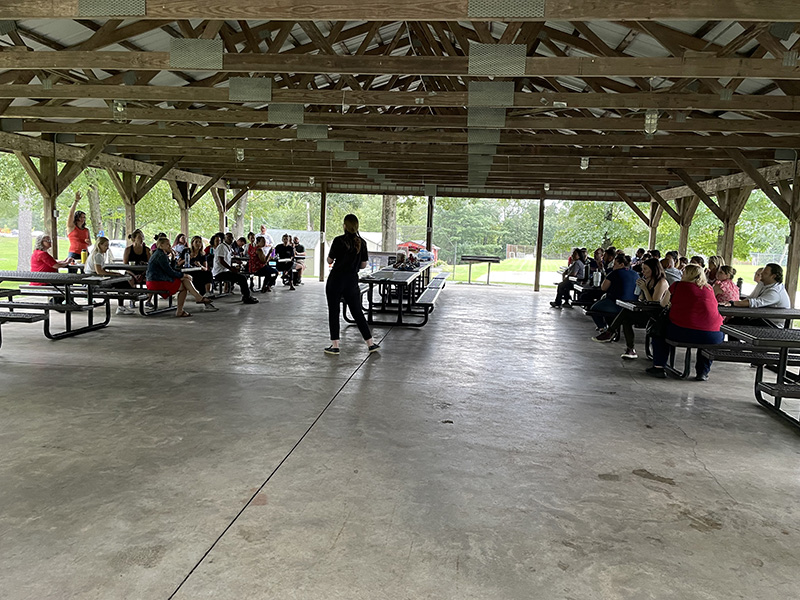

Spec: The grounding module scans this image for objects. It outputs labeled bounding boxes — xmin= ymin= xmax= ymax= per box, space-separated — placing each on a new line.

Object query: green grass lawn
xmin=442 ymin=258 xmax=562 ymax=284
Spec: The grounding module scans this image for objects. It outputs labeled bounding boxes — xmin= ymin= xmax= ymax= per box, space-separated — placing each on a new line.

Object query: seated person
xmin=661 ymin=255 xmax=682 ymax=285
xmin=244 ymin=232 xmax=256 ymax=254
xmin=231 ymin=236 xmax=246 ymax=258
xmin=123 ymin=228 xmax=151 ymax=286
xmin=706 ymin=255 xmax=725 ymax=285
xmin=550 ymin=248 xmax=586 ymax=308
xmin=292 ymin=236 xmax=307 ymax=283
xmin=249 ymin=236 xmax=279 ymax=293
xmin=187 ymin=235 xmax=214 ymax=298
xmin=147 ymin=237 xmax=217 ymax=317
xmin=593 ymin=258 xmax=670 ymax=360
xmin=393 ymin=251 xmax=407 ymax=268
xmin=212 ymin=232 xmax=259 ymax=303
xmin=588 ymin=254 xmax=638 ymax=331
xmin=85 ymin=236 xmax=136 ymax=315
xmin=273 ymin=234 xmax=298 ymax=290
xmin=31 ymin=234 xmax=71 ymax=280
xmin=647 ymin=265 xmax=724 ymax=381
xmin=172 ymin=233 xmax=187 ymax=256
xmin=677 ymin=256 xmax=689 ymax=272
xmin=727 ymin=263 xmax=790 ymax=326
xmin=713 ymin=265 xmax=739 ymax=305
xmin=150 ymin=232 xmax=167 ymax=252
xmin=689 ymin=255 xmax=706 ymax=268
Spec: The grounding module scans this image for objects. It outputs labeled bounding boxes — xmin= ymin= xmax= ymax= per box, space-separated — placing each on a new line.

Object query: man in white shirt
xmin=212 ymin=232 xmax=258 ymax=304
xmin=729 ymin=263 xmax=790 ymax=309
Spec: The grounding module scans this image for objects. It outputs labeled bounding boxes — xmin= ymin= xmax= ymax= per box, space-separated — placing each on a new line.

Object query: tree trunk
xmin=17 ymin=192 xmax=33 ymax=270
xmin=233 ymin=190 xmax=248 ymax=238
xmin=87 ymin=183 xmax=103 ymax=238
xmin=381 ymin=194 xmax=398 ymax=252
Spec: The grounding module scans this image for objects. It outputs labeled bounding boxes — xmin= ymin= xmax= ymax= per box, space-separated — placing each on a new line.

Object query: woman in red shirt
xmin=647 ymin=264 xmax=724 ymax=381
xmin=30 ymin=233 xmax=71 ymax=281
xmin=66 ymin=191 xmax=91 ymax=260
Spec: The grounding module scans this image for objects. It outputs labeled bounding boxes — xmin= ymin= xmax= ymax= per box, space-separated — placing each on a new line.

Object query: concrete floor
xmin=1 ymin=281 xmax=799 ymax=600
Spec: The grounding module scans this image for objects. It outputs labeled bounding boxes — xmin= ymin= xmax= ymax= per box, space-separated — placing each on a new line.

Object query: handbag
xmin=646 ymin=306 xmax=670 ymax=338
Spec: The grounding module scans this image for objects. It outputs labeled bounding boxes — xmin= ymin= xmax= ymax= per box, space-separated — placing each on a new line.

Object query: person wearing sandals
xmin=146 ymin=237 xmax=217 ymax=317
xmin=324 ymin=214 xmax=380 ymax=355
xmin=593 ymin=257 xmax=669 ymax=359
xmin=647 ymin=264 xmax=724 ymax=380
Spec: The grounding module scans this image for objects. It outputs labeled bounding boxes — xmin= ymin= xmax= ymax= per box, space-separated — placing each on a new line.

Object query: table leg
xmin=396 ymin=284 xmax=404 ymax=324
xmin=775 ymin=347 xmax=789 ymax=409
xmin=486 ymin=262 xmax=491 ymax=285
xmin=367 ymin=283 xmax=375 ymax=323
xmin=468 ymin=263 xmax=472 ymax=284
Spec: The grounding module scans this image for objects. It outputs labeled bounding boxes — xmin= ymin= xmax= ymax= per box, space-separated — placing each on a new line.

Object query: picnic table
xmin=718 ymin=305 xmax=800 ymax=328
xmin=721 ymin=324 xmax=800 ymax=428
xmin=460 ymin=255 xmax=501 ymax=285
xmin=357 ymin=262 xmax=435 ymax=326
xmin=615 ymin=300 xmax=663 ymax=312
xmin=0 ymin=270 xmax=129 ymax=342
xmin=97 ymin=263 xmax=202 ymax=315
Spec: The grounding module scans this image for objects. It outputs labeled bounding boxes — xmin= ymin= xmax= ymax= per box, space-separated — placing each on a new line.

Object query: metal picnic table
xmin=460 ymin=255 xmax=501 ymax=285
xmin=358 ymin=262 xmax=433 ymax=326
xmin=721 ymin=324 xmax=800 ymax=429
xmin=0 ymin=270 xmax=129 ymax=340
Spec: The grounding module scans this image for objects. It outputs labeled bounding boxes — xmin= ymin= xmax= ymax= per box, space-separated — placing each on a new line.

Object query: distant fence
xmin=506 ymin=244 xmax=537 ymax=259
xmin=749 ymin=252 xmax=788 ymax=266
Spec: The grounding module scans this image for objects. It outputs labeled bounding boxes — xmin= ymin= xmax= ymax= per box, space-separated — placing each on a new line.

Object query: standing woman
xmin=324 ymin=214 xmax=380 ymax=355
xmin=66 ymin=191 xmax=91 ymax=261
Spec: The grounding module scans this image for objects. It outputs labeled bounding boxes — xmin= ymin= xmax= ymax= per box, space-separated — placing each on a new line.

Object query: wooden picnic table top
xmin=721 ymin=325 xmax=800 ymax=348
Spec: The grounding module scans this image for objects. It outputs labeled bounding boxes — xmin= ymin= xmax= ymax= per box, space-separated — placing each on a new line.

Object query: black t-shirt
xmin=329 ymin=234 xmax=368 ymax=275
xmin=274 ymin=244 xmax=294 ymax=260
xmin=190 ymin=252 xmax=207 ymax=267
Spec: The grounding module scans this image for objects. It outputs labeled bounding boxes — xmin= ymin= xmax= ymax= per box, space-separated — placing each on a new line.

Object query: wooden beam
xmin=14 ymin=151 xmax=51 ymax=199
xmin=725 ymin=148 xmax=792 ymax=217
xmin=135 ymin=156 xmax=183 ymax=200
xmin=616 ymin=190 xmax=650 ymax=226
xmin=10 ymin=106 xmax=800 ymax=134
xmin=188 ymin=173 xmax=225 ymax=207
xmin=224 ymin=185 xmax=252 ymax=211
xmin=56 ymin=134 xmax=114 ymax=193
xmin=669 ymin=168 xmax=725 ymax=221
xmin=4 ymin=53 xmax=800 ymax=80
xmin=0 ymin=131 xmax=226 ymax=189
xmin=10 ymin=86 xmax=800 ymax=113
xmin=4 ymin=1 xmax=800 ymax=20
xmin=14 ymin=121 xmax=800 ymax=149
xmin=641 ymin=182 xmax=681 ymax=224
xmin=658 ymin=161 xmax=795 ymax=201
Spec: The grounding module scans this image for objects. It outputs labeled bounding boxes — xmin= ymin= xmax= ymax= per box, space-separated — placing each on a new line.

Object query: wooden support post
xmin=534 ymin=190 xmax=545 ymax=292
xmin=170 ymin=180 xmax=190 ymax=235
xmin=715 ymin=186 xmax=752 ymax=263
xmin=426 ymin=195 xmax=435 ymax=251
xmin=785 ymin=159 xmax=800 ymax=307
xmin=319 ymin=182 xmax=327 ymax=282
xmin=212 ymin=188 xmax=226 ymax=232
xmin=15 ymin=137 xmax=59 ymax=257
xmin=648 ymin=202 xmax=663 ymax=249
xmin=676 ymin=195 xmax=701 ymax=257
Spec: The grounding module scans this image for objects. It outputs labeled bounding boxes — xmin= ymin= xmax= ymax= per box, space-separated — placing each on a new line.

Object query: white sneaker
xmin=116 ymin=306 xmax=133 ymax=315
xmin=203 ymin=302 xmax=219 ymax=312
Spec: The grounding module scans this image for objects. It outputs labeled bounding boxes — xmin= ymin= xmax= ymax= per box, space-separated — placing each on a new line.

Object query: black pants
xmin=190 ymin=269 xmax=213 ymax=292
xmin=326 ymin=273 xmax=371 ymax=341
xmin=253 ymin=265 xmax=278 ymax=287
xmin=553 ymin=280 xmax=574 ymax=305
xmin=215 ymin=271 xmax=251 ymax=298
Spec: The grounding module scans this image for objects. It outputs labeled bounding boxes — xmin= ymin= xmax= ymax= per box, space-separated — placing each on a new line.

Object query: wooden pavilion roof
xmin=1 ymin=3 xmax=800 ymax=202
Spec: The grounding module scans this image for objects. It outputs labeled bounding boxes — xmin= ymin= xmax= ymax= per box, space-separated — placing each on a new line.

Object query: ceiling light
xmin=544 ymin=183 xmax=550 ymax=191
xmin=644 ymin=109 xmax=658 ymax=134
xmin=235 ymin=148 xmax=244 ymax=162
xmin=580 ymin=157 xmax=589 ymax=170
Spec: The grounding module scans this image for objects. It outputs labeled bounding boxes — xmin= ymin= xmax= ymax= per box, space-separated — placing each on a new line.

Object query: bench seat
xmin=416 ymin=286 xmax=443 ymax=307
xmin=0 ymin=311 xmax=48 ymax=348
xmin=0 ymin=301 xmax=92 ymax=312
xmin=756 ymin=382 xmax=800 ymax=399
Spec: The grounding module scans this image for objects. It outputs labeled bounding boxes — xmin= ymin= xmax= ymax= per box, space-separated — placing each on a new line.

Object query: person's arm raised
xmin=66 ymin=191 xmax=81 ymax=234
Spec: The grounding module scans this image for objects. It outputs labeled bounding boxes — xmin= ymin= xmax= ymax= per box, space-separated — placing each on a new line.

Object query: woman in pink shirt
xmin=713 ymin=265 xmax=740 ymax=305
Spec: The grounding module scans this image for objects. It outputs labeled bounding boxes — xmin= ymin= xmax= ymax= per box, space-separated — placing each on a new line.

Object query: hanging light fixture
xmin=544 ymin=183 xmax=550 ymax=191
xmin=111 ymin=100 xmax=127 ymax=123
xmin=644 ymin=109 xmax=658 ymax=134
xmin=235 ymin=148 xmax=245 ymax=162
xmin=309 ymin=176 xmax=315 ymax=185
xmin=580 ymin=157 xmax=589 ymax=170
